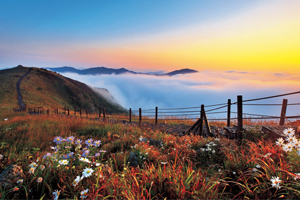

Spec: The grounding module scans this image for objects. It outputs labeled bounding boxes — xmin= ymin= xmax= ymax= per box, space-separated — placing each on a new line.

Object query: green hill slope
xmin=0 ymin=65 xmax=126 ymax=115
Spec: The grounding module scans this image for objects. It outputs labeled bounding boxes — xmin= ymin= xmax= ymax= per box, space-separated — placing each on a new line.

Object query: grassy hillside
xmin=0 ymin=65 xmax=126 ymax=118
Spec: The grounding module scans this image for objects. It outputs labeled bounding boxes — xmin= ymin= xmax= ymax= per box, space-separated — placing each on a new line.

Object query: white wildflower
xmin=286 ymin=136 xmax=297 ymax=144
xmin=294 ymin=140 xmax=300 ymax=149
xmin=17 ymin=179 xmax=23 ymax=184
xmin=80 ymin=189 xmax=89 ymax=199
xmin=52 ymin=190 xmax=61 ymax=200
xmin=282 ymin=143 xmax=294 ymax=152
xmin=58 ymin=160 xmax=69 ymax=165
xmin=37 ymin=177 xmax=43 ymax=183
xmin=276 ymin=138 xmax=284 ymax=146
xmin=82 ymin=168 xmax=94 ymax=178
xmin=72 ymin=176 xmax=83 ymax=186
xmin=270 ymin=176 xmax=282 ymax=189
xmin=29 ymin=167 xmax=35 ymax=174
xmin=29 ymin=162 xmax=38 ymax=169
xmin=283 ymin=128 xmax=295 ymax=137
xmin=79 ymin=157 xmax=91 ymax=163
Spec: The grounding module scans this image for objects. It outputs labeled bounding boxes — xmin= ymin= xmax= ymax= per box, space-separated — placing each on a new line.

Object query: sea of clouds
xmin=61 ymin=71 xmax=300 ymax=120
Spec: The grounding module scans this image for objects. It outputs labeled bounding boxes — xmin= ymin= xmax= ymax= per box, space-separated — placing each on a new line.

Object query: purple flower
xmin=53 ymin=136 xmax=63 ymax=144
xmin=95 ymin=153 xmax=100 ymax=157
xmin=100 ymin=150 xmax=107 ymax=153
xmin=85 ymin=138 xmax=94 ymax=146
xmin=43 ymin=153 xmax=52 ymax=159
xmin=66 ymin=136 xmax=75 ymax=143
xmin=94 ymin=140 xmax=102 ymax=147
xmin=82 ymin=150 xmax=90 ymax=157
xmin=75 ymin=139 xmax=82 ymax=145
xmin=67 ymin=152 xmax=74 ymax=159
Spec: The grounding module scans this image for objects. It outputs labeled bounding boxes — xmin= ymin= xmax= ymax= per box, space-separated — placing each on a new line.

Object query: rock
xmin=128 ymin=152 xmax=139 ymax=167
xmin=0 ymin=165 xmax=25 ymax=189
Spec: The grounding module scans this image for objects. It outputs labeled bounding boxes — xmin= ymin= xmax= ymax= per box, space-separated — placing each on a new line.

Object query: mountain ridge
xmin=47 ymin=66 xmax=198 ymax=76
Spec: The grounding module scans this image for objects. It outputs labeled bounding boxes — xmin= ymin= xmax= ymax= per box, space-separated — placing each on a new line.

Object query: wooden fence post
xmin=75 ymin=107 xmax=76 ymax=116
xmin=279 ymin=99 xmax=288 ymax=125
xmin=86 ymin=109 xmax=88 ymax=118
xmin=139 ymin=108 xmax=142 ymax=126
xmin=155 ymin=107 xmax=158 ymax=125
xmin=129 ymin=108 xmax=132 ymax=123
xmin=47 ymin=109 xmax=49 ymax=115
xmin=199 ymin=105 xmax=204 ymax=136
xmin=80 ymin=107 xmax=82 ymax=118
xmin=203 ymin=109 xmax=211 ymax=137
xmin=68 ymin=108 xmax=69 ymax=116
xmin=237 ymin=95 xmax=243 ymax=142
xmin=227 ymin=99 xmax=231 ymax=127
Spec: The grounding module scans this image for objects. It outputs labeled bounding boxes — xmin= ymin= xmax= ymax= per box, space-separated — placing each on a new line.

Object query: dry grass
xmin=1 ymin=112 xmax=300 ymax=199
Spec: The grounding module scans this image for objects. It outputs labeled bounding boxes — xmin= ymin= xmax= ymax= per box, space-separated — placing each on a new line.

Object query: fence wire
xmin=243 ymin=90 xmax=300 ymax=102
xmin=22 ymin=90 xmax=300 ymax=125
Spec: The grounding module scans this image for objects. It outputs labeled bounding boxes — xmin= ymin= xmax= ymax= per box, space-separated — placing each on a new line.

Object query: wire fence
xmin=15 ymin=90 xmax=300 ymax=129
xmin=128 ymin=90 xmax=300 ymax=126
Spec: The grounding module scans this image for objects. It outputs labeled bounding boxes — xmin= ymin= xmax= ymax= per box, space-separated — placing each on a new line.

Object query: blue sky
xmin=0 ymin=0 xmax=266 ymax=70
xmin=1 ymin=1 xmax=256 ymax=40
xmin=1 ymin=0 xmax=300 ymax=118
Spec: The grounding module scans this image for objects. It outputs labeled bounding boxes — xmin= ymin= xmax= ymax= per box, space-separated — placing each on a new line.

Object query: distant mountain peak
xmin=47 ymin=66 xmax=198 ymax=76
xmin=166 ymin=68 xmax=198 ymax=76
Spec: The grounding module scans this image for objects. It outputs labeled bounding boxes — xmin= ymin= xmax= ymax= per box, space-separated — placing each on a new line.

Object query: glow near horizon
xmin=0 ymin=0 xmax=300 ymax=73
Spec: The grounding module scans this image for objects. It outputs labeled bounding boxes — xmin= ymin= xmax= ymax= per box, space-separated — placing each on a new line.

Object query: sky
xmin=1 ymin=0 xmax=300 ymax=118
xmin=1 ymin=0 xmax=300 ymax=73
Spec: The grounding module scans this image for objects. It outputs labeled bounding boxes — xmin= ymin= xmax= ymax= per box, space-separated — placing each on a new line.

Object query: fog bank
xmin=61 ymin=71 xmax=300 ymax=118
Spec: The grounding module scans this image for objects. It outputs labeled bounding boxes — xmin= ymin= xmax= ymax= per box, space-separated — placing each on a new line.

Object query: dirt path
xmin=17 ymin=68 xmax=32 ymax=110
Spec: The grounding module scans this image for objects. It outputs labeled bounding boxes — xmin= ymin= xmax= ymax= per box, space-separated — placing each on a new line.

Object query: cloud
xmin=89 ymin=86 xmax=120 ymax=106
xmin=224 ymin=71 xmax=250 ymax=74
xmin=61 ymin=71 xmax=300 ymax=119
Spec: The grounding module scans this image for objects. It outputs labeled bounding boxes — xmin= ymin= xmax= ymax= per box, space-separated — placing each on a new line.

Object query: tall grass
xmin=0 ymin=114 xmax=300 ymax=199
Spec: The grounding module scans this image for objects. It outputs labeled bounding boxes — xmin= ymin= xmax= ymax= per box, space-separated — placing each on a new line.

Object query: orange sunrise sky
xmin=0 ymin=0 xmax=299 ymax=74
